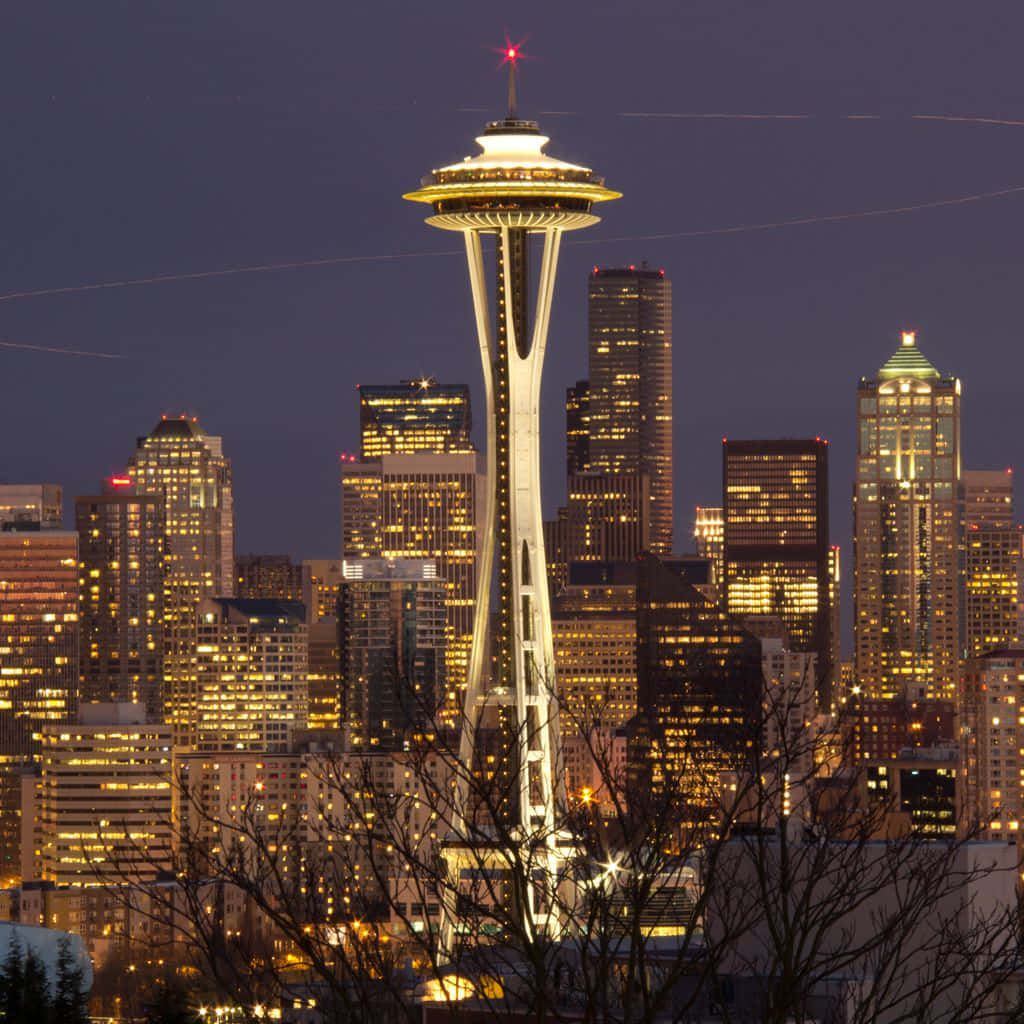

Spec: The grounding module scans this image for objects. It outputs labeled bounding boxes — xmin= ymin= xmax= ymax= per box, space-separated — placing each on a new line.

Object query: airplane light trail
xmin=0 ymin=340 xmax=126 ymax=359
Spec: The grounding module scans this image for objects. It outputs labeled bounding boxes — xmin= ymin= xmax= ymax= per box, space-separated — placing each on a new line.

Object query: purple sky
xmin=1 ymin=2 xmax=1022 ymax=648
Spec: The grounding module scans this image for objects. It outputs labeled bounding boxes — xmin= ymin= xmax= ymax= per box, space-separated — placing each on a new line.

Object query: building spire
xmin=499 ymin=37 xmax=525 ymax=118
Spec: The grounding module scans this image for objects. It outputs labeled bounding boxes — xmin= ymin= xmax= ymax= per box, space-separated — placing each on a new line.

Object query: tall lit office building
xmin=961 ymin=469 xmax=1021 ymax=658
xmin=962 ymin=647 xmax=1024 ymax=837
xmin=551 ymin=562 xmax=637 ymax=730
xmin=854 ymin=332 xmax=961 ymax=701
xmin=303 ymin=559 xmax=344 ymax=731
xmin=0 ymin=526 xmax=79 ymax=760
xmin=38 ymin=703 xmax=172 ymax=885
xmin=693 ymin=506 xmax=724 ymax=588
xmin=75 ymin=486 xmax=165 ymax=716
xmin=338 ymin=558 xmax=446 ymax=748
xmin=359 ymin=379 xmax=474 ymax=458
xmin=565 ymin=380 xmax=590 ymax=476
xmin=126 ymin=416 xmax=234 ymax=739
xmin=632 ymin=552 xmax=762 ymax=816
xmin=235 ymin=553 xmax=303 ymax=601
xmin=587 ymin=264 xmax=673 ymax=554
xmin=341 ymin=453 xmax=485 ymax=721
xmin=0 ymin=485 xmax=62 ymax=529
xmin=192 ymin=597 xmax=308 ymax=752
xmin=565 ymin=471 xmax=649 ymax=564
xmin=722 ymin=439 xmax=831 ymax=698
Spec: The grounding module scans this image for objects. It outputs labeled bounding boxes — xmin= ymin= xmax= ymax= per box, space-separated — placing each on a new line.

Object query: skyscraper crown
xmin=877 ymin=331 xmax=941 ymax=381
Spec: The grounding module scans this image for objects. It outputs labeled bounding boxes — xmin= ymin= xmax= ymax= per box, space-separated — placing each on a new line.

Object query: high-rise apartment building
xmin=0 ymin=485 xmax=62 ymax=530
xmin=39 ymin=703 xmax=172 ymax=885
xmin=0 ymin=527 xmax=79 ymax=761
xmin=75 ymin=487 xmax=165 ymax=715
xmin=235 ymin=554 xmax=304 ymax=601
xmin=341 ymin=453 xmax=485 ymax=720
xmin=961 ymin=470 xmax=1021 ymax=659
xmin=192 ymin=597 xmax=308 ymax=752
xmin=723 ymin=439 xmax=831 ymax=699
xmin=854 ymin=332 xmax=961 ymax=701
xmin=127 ymin=416 xmax=234 ymax=741
xmin=587 ymin=265 xmax=672 ymax=553
xmin=962 ymin=647 xmax=1024 ymax=837
xmin=565 ymin=380 xmax=590 ymax=476
xmin=358 ymin=379 xmax=474 ymax=458
xmin=338 ymin=558 xmax=446 ymax=749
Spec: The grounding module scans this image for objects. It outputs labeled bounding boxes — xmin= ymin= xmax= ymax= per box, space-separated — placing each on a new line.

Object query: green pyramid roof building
xmin=877 ymin=331 xmax=942 ymax=380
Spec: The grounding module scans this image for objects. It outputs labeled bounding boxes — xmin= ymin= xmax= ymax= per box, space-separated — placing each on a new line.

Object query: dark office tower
xmin=359 ymin=379 xmax=474 ymax=458
xmin=338 ymin=558 xmax=446 ymax=750
xmin=566 ymin=471 xmax=650 ymax=563
xmin=303 ymin=559 xmax=344 ymax=730
xmin=566 ymin=380 xmax=590 ymax=476
xmin=722 ymin=438 xmax=831 ymax=699
xmin=127 ymin=416 xmax=234 ymax=744
xmin=588 ymin=265 xmax=672 ymax=554
xmin=960 ymin=470 xmax=1021 ymax=658
xmin=854 ymin=332 xmax=961 ymax=701
xmin=75 ymin=484 xmax=165 ymax=716
xmin=631 ymin=553 xmax=762 ymax=819
xmin=236 ymin=554 xmax=303 ymax=601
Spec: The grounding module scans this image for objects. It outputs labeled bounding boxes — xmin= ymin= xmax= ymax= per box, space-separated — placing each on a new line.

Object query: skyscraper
xmin=341 ymin=452 xmax=485 ymax=724
xmin=359 ymin=379 xmax=474 ymax=458
xmin=693 ymin=506 xmax=725 ymax=589
xmin=303 ymin=559 xmax=344 ymax=731
xmin=75 ymin=485 xmax=165 ymax=715
xmin=235 ymin=553 xmax=304 ymax=601
xmin=961 ymin=470 xmax=1021 ymax=658
xmin=587 ymin=265 xmax=672 ymax=554
xmin=565 ymin=471 xmax=650 ymax=564
xmin=0 ymin=485 xmax=62 ymax=530
xmin=565 ymin=380 xmax=590 ymax=476
xmin=127 ymin=416 xmax=234 ymax=741
xmin=632 ymin=552 xmax=762 ymax=818
xmin=404 ymin=52 xmax=619 ymax=937
xmin=338 ymin=558 xmax=446 ymax=749
xmin=192 ymin=597 xmax=308 ymax=752
xmin=854 ymin=332 xmax=961 ymax=701
xmin=0 ymin=526 xmax=79 ymax=761
xmin=722 ymin=438 xmax=831 ymax=699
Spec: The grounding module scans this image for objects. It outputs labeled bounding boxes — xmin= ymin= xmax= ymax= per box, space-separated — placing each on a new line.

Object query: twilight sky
xmin=1 ymin=2 xmax=1022 ymax=645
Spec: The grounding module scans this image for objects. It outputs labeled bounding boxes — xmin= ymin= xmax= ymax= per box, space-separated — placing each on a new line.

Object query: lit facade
xmin=235 ymin=553 xmax=303 ymax=602
xmin=565 ymin=379 xmax=590 ymax=476
xmin=404 ymin=75 xmax=618 ymax=935
xmin=854 ymin=332 xmax=961 ymax=701
xmin=127 ymin=417 xmax=234 ymax=742
xmin=566 ymin=470 xmax=650 ymax=564
xmin=587 ymin=265 xmax=673 ymax=554
xmin=723 ymin=438 xmax=831 ymax=700
xmin=75 ymin=490 xmax=165 ymax=715
xmin=693 ymin=506 xmax=724 ymax=588
xmin=303 ymin=559 xmax=344 ymax=731
xmin=961 ymin=470 xmax=1021 ymax=659
xmin=0 ymin=485 xmax=62 ymax=529
xmin=359 ymin=379 xmax=474 ymax=458
xmin=341 ymin=453 xmax=485 ymax=723
xmin=192 ymin=597 xmax=308 ymax=752
xmin=632 ymin=553 xmax=762 ymax=817
xmin=962 ymin=648 xmax=1024 ymax=838
xmin=0 ymin=528 xmax=79 ymax=761
xmin=39 ymin=703 xmax=172 ymax=885
xmin=338 ymin=558 xmax=446 ymax=749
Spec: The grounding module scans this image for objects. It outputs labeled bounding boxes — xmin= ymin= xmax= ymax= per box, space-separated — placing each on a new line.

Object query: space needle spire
xmin=404 ymin=44 xmax=620 ymax=947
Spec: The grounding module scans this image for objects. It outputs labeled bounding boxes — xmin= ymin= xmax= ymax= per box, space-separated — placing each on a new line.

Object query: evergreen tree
xmin=0 ymin=934 xmax=24 ymax=1022
xmin=144 ymin=977 xmax=202 ymax=1024
xmin=53 ymin=936 xmax=88 ymax=1024
xmin=22 ymin=948 xmax=51 ymax=1021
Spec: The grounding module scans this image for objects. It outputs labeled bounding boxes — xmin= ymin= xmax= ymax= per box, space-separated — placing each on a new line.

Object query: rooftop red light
xmin=110 ymin=476 xmax=132 ymax=487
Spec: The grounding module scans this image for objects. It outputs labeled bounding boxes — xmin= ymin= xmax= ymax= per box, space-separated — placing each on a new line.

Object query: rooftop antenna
xmin=497 ymin=34 xmax=528 ymax=118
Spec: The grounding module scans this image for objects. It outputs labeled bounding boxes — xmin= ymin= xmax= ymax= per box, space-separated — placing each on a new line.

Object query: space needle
xmin=404 ymin=45 xmax=619 ymax=941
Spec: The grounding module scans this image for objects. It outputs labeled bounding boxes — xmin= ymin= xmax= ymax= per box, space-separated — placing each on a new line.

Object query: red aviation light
xmin=110 ymin=476 xmax=132 ymax=488
xmin=506 ymin=47 xmax=518 ymax=60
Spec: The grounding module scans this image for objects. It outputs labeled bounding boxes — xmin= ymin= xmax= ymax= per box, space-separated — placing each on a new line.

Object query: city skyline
xmin=1 ymin=4 xmax=1022 ymax=590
